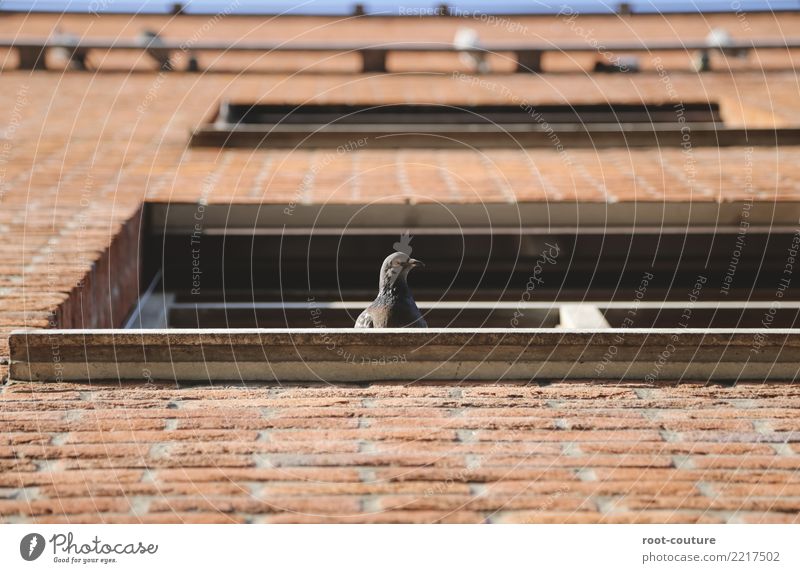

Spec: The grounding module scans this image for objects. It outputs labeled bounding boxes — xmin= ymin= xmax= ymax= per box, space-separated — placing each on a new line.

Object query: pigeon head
xmin=379 ymin=251 xmax=424 ymax=291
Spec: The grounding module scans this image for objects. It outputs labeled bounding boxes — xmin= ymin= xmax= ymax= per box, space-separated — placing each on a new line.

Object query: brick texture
xmin=0 ymin=381 xmax=799 ymax=523
xmin=1 ymin=12 xmax=800 ymax=524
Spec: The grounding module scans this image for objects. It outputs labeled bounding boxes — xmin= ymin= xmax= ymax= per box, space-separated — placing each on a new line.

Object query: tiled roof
xmin=1 ymin=12 xmax=800 ymax=523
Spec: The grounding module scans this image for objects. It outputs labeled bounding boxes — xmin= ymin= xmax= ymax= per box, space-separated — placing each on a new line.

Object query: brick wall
xmin=1 ymin=382 xmax=799 ymax=523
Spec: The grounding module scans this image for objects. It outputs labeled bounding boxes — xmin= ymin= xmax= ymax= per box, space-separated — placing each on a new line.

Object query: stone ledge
xmin=9 ymin=328 xmax=800 ymax=383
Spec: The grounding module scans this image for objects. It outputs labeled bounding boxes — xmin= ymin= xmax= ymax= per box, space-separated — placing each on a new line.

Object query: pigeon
xmin=51 ymin=28 xmax=89 ymax=70
xmin=706 ymin=27 xmax=749 ymax=58
xmin=454 ymin=27 xmax=490 ymax=74
xmin=139 ymin=30 xmax=173 ymax=71
xmin=355 ymin=252 xmax=427 ymax=328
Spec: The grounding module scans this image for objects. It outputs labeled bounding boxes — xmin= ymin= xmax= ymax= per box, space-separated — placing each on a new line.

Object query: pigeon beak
xmin=408 ymin=258 xmax=424 ymax=268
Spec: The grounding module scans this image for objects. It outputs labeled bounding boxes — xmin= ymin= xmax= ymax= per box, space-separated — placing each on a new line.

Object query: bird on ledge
xmin=355 ymin=252 xmax=427 ymax=328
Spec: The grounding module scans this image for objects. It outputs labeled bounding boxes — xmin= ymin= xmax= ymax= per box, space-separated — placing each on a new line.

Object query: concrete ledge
xmin=191 ymin=125 xmax=800 ymax=149
xmin=148 ymin=201 xmax=800 ymax=232
xmin=9 ymin=328 xmax=800 ymax=383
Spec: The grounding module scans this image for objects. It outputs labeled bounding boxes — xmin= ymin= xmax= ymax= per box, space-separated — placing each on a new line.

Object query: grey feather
xmin=354 ymin=309 xmax=374 ymax=328
xmin=355 ymin=252 xmax=427 ymax=328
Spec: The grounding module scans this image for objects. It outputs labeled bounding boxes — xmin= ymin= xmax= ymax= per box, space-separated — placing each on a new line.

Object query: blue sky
xmin=0 ymin=1 xmax=796 ymax=14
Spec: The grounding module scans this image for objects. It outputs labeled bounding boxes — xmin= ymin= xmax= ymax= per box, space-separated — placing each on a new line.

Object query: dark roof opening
xmin=216 ymin=102 xmax=723 ymax=126
xmin=127 ymin=223 xmax=800 ymax=329
xmin=190 ymin=100 xmax=799 ymax=149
